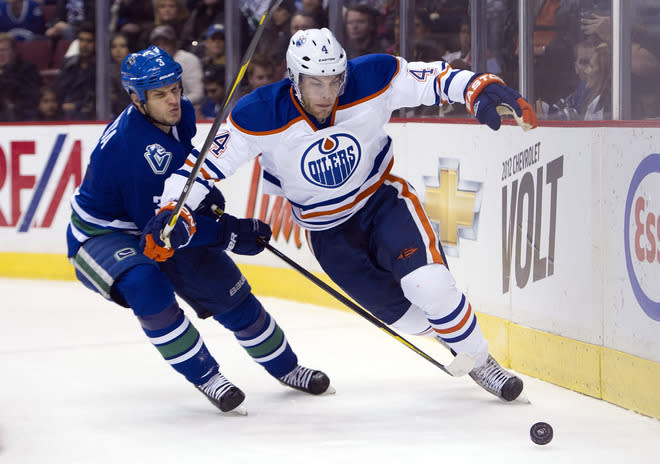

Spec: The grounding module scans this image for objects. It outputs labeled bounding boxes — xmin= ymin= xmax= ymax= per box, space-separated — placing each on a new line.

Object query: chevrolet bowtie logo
xmin=424 ymin=158 xmax=482 ymax=254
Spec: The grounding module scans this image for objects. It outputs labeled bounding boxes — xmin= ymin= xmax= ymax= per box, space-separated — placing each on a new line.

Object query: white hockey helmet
xmin=286 ymin=28 xmax=347 ymax=104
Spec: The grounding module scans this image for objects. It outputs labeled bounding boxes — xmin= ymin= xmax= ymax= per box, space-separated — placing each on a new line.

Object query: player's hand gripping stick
xmin=142 ymin=201 xmax=196 ymax=262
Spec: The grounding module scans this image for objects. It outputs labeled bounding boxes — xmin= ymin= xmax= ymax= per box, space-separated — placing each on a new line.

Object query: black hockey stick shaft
xmin=163 ymin=0 xmax=284 ymax=239
xmin=259 ymin=239 xmax=454 ymax=376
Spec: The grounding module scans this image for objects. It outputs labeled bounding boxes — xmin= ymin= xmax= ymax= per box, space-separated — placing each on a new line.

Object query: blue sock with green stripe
xmin=215 ymin=294 xmax=297 ymax=378
xmin=139 ymin=302 xmax=218 ymax=385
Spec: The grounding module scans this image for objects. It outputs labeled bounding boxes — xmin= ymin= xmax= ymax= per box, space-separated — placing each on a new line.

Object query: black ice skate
xmin=279 ymin=365 xmax=335 ymax=395
xmin=195 ymin=372 xmax=247 ymax=414
xmin=469 ymin=354 xmax=524 ymax=402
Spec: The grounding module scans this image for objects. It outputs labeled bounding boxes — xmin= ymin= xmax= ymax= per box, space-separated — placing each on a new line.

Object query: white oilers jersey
xmin=162 ymin=54 xmax=475 ymax=230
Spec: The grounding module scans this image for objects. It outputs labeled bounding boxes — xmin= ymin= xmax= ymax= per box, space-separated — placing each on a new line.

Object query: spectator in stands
xmin=53 ymin=21 xmax=95 ymax=120
xmin=199 ymin=64 xmax=225 ymax=119
xmin=535 ymin=39 xmax=598 ymax=120
xmin=200 ymin=23 xmax=225 ymax=70
xmin=45 ymin=0 xmax=94 ymax=40
xmin=154 ymin=0 xmax=189 ymax=38
xmin=110 ymin=32 xmax=132 ymax=117
xmin=35 ymin=85 xmax=63 ymax=120
xmin=300 ymin=0 xmax=327 ymax=28
xmin=0 ymin=32 xmax=42 ymax=120
xmin=235 ymin=53 xmax=274 ymax=101
xmin=581 ymin=8 xmax=660 ymax=119
xmin=530 ymin=0 xmax=582 ymax=106
xmin=181 ymin=0 xmax=224 ymax=53
xmin=386 ymin=10 xmax=437 ymax=62
xmin=112 ymin=0 xmax=154 ymax=50
xmin=343 ymin=4 xmax=387 ymax=59
xmin=289 ymin=9 xmax=317 ymax=35
xmin=149 ymin=24 xmax=204 ymax=107
xmin=343 ymin=0 xmax=393 ymax=39
xmin=0 ymin=0 xmax=46 ymax=41
xmin=257 ymin=0 xmax=295 ymax=78
xmin=442 ymin=19 xmax=501 ymax=74
xmin=581 ymin=42 xmax=611 ymax=120
xmin=246 ymin=54 xmax=275 ymax=89
xmin=420 ymin=0 xmax=468 ymax=36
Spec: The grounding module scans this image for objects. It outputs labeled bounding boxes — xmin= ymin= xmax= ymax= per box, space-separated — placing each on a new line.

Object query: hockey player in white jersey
xmin=149 ymin=28 xmax=539 ymax=401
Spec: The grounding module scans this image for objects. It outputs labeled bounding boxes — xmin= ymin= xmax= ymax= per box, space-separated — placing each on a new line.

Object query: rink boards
xmin=0 ymin=118 xmax=658 ymax=419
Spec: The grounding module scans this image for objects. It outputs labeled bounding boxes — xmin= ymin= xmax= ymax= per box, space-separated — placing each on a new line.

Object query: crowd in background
xmin=0 ymin=0 xmax=658 ymax=122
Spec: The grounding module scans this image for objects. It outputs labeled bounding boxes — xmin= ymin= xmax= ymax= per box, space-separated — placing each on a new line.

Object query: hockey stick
xmin=161 ymin=0 xmax=284 ymax=244
xmin=258 ymin=238 xmax=475 ymax=377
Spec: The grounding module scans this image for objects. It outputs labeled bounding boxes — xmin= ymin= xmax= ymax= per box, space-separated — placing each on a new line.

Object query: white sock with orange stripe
xmin=401 ymin=264 xmax=489 ymax=368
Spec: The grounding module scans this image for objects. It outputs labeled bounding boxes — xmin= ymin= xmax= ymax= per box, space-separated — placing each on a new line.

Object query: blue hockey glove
xmin=196 ymin=185 xmax=226 ymax=220
xmin=465 ymin=73 xmax=538 ymax=131
xmin=141 ymin=202 xmax=196 ymax=262
xmin=218 ymin=213 xmax=272 ymax=255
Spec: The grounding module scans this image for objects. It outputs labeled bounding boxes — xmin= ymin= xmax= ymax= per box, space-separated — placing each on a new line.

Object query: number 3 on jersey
xmin=210 ymin=131 xmax=230 ymax=158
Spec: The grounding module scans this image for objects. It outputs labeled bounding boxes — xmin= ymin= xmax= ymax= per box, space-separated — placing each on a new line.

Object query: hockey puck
xmin=530 ymin=422 xmax=553 ymax=445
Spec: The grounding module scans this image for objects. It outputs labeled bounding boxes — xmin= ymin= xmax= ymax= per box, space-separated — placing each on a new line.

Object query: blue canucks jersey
xmin=66 ymin=99 xmax=197 ymax=257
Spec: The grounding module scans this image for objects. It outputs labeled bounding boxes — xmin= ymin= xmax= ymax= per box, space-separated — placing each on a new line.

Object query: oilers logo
xmin=301 ymin=133 xmax=361 ymax=188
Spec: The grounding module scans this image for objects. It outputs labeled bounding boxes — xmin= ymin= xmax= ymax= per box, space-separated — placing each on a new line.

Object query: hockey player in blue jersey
xmin=66 ymin=46 xmax=333 ymax=415
xmin=153 ymin=29 xmax=540 ymax=402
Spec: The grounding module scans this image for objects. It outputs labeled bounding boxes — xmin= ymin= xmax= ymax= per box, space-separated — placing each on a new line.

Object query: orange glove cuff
xmin=516 ymin=97 xmax=539 ymax=130
xmin=143 ymin=234 xmax=174 ymax=262
xmin=464 ymin=73 xmax=506 ymax=115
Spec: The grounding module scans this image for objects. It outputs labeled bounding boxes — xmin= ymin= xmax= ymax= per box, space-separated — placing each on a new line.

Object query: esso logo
xmin=624 ymin=154 xmax=660 ymax=320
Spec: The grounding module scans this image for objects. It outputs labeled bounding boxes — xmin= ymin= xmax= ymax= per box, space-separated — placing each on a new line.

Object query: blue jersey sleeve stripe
xmin=263 ymin=170 xmax=281 ymax=187
xmin=443 ymin=69 xmax=460 ymax=103
xmin=202 ymin=159 xmax=225 ymax=179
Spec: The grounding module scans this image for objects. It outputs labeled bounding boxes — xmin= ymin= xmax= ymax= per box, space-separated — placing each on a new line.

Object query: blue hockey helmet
xmin=121 ymin=46 xmax=183 ymax=103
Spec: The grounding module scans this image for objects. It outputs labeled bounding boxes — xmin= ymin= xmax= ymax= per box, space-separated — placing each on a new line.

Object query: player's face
xmin=141 ymin=81 xmax=182 ymax=132
xmin=299 ymin=74 xmax=342 ymax=122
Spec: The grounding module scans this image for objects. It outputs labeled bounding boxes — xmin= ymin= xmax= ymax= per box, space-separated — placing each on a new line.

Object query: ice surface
xmin=1 ymin=279 xmax=658 ymax=464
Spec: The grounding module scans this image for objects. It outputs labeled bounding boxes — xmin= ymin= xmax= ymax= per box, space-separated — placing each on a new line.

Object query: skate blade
xmin=323 ymin=385 xmax=337 ymax=395
xmin=515 ymin=392 xmax=531 ymax=404
xmin=446 ymin=352 xmax=476 ymax=377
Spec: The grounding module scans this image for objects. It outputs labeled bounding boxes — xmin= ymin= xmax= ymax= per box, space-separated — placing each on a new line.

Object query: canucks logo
xmin=144 ymin=143 xmax=172 ymax=174
xmin=301 ymin=134 xmax=361 ymax=188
